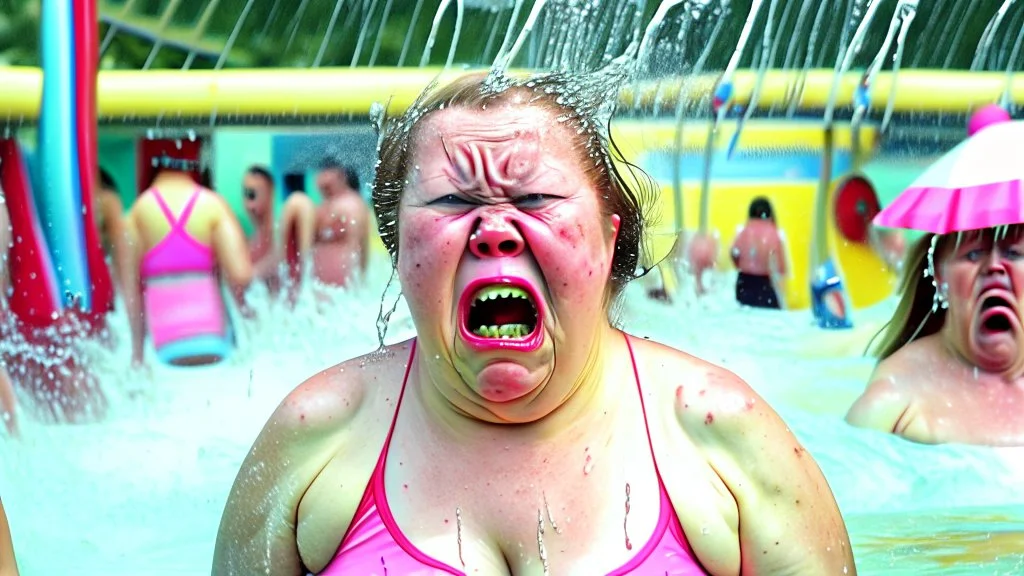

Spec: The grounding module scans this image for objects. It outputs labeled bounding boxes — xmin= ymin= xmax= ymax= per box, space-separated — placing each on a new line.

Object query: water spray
xmin=810 ymin=0 xmax=886 ymax=330
xmin=699 ymin=0 xmax=760 ymax=236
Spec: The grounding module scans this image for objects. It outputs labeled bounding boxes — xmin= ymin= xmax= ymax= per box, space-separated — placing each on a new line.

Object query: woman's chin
xmin=969 ymin=330 xmax=1022 ymax=373
xmin=473 ymin=361 xmax=545 ymax=404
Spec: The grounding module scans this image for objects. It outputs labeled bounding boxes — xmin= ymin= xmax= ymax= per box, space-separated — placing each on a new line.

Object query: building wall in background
xmin=97 ymin=132 xmax=137 ymax=208
xmin=211 ymin=130 xmax=274 ymax=236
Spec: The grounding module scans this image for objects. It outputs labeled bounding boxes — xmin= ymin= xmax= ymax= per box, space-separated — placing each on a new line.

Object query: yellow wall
xmin=608 ymin=118 xmax=896 ymax=310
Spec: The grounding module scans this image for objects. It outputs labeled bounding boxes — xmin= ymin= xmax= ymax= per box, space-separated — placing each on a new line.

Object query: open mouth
xmin=466 ymin=285 xmax=539 ymax=339
xmin=980 ymin=296 xmax=1016 ymax=333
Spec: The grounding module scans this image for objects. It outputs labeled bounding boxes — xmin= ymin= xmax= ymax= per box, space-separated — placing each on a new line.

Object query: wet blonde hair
xmin=869 ymin=234 xmax=944 ymax=359
xmin=372 ymin=70 xmax=657 ymax=298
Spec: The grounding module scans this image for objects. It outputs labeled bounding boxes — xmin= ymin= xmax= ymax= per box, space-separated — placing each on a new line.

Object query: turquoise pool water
xmin=1 ymin=255 xmax=1022 ymax=575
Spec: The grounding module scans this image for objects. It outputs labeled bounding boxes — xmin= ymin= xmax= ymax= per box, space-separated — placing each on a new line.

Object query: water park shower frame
xmin=1 ymin=0 xmax=1023 ymax=332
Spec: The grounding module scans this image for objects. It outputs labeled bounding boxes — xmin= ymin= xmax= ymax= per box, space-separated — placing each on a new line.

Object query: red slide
xmin=0 ymin=139 xmax=61 ymax=329
xmin=73 ymin=0 xmax=114 ymax=325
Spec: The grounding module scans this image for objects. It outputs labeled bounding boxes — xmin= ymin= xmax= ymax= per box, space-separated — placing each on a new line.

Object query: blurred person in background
xmin=122 ymin=150 xmax=252 ymax=367
xmin=242 ymin=166 xmax=316 ymax=304
xmin=95 ymin=168 xmax=131 ymax=297
xmin=312 ymin=158 xmax=370 ymax=288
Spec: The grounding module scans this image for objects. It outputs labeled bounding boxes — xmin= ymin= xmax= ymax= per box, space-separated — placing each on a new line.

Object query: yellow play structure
xmin=610 ymin=119 xmax=893 ymax=310
xmin=2 ymin=66 xmax=1019 ymax=310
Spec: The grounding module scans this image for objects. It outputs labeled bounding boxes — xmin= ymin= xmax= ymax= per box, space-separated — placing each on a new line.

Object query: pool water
xmin=2 ymin=256 xmax=1023 ymax=575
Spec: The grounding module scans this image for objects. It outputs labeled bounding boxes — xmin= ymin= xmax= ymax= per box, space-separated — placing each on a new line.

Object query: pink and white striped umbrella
xmin=874 ymin=110 xmax=1024 ymax=234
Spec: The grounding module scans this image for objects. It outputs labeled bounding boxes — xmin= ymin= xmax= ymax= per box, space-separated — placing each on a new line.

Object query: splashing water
xmin=536 ymin=508 xmax=550 ymax=575
xmin=623 ymin=482 xmax=633 ymax=550
xmin=543 ymin=491 xmax=563 ymax=534
xmin=6 ymin=3 xmax=1024 ymax=574
xmin=456 ymin=506 xmax=466 ymax=566
xmin=1 ymin=251 xmax=1023 ymax=574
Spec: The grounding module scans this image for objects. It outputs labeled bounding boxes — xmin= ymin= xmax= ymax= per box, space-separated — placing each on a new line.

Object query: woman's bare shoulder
xmin=626 ymin=334 xmax=788 ymax=447
xmin=275 ymin=339 xmax=415 ymax=437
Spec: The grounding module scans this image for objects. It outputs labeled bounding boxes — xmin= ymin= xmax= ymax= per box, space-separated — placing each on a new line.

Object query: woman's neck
xmin=939 ymin=323 xmax=1024 ymax=382
xmin=151 ymin=170 xmax=195 ymax=188
xmin=415 ymin=323 xmax=628 ymax=444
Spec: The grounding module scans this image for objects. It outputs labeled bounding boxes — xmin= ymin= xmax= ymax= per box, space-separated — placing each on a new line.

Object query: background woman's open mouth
xmin=979 ymin=295 xmax=1017 ymax=334
xmin=466 ymin=285 xmax=538 ymax=339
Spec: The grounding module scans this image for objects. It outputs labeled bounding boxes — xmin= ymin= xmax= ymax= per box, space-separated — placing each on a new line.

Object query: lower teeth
xmin=473 ymin=323 xmax=532 ymax=338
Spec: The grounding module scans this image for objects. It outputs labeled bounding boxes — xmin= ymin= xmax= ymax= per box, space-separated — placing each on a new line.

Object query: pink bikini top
xmin=319 ymin=334 xmax=710 ymax=576
xmin=140 ymin=188 xmax=215 ymax=279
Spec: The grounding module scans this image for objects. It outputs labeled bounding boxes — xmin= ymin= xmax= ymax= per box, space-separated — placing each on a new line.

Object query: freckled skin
xmin=400 ymin=106 xmax=618 ymax=414
xmin=848 ymin=229 xmax=1024 ymax=445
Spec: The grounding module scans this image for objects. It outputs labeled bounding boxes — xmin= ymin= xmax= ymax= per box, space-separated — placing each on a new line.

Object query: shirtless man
xmin=848 ymin=226 xmax=1024 ymax=445
xmin=0 ymin=188 xmax=18 ymax=437
xmin=242 ymin=166 xmax=317 ymax=302
xmin=312 ymin=159 xmax=369 ymax=287
xmin=730 ymin=197 xmax=787 ymax=309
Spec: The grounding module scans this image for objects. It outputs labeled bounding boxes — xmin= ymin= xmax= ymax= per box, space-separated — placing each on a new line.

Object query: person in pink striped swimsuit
xmin=122 ymin=157 xmax=252 ymax=367
xmin=215 ymin=71 xmax=855 ymax=576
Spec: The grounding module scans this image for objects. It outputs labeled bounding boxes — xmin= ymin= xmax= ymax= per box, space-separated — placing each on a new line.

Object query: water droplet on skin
xmin=536 ymin=509 xmax=550 ymax=575
xmin=543 ymin=492 xmax=562 ymax=535
xmin=456 ymin=507 xmax=466 ymax=567
xmin=623 ymin=483 xmax=632 ymax=550
xmin=583 ymin=454 xmax=594 ymax=475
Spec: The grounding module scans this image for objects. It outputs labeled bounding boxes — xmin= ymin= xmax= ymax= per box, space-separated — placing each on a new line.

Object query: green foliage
xmin=0 ymin=0 xmax=1018 ymax=71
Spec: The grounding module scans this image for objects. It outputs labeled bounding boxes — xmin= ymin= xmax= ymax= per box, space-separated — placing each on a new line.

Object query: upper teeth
xmin=472 ymin=285 xmax=530 ymax=305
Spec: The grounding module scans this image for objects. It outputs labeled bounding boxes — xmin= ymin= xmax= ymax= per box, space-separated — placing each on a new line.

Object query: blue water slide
xmin=37 ymin=0 xmax=91 ymax=311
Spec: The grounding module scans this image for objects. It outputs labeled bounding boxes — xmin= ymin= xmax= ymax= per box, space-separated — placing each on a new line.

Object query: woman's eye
xmin=514 ymin=193 xmax=558 ymax=207
xmin=429 ymin=194 xmax=474 ymax=206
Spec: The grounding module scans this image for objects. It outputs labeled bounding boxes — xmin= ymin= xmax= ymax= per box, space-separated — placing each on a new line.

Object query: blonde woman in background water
xmin=847 ymin=226 xmax=1024 ymax=445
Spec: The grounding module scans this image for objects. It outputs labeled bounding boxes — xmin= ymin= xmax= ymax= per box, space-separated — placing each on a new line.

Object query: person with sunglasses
xmin=242 ymin=166 xmax=282 ymax=295
xmin=242 ymin=166 xmax=316 ymax=305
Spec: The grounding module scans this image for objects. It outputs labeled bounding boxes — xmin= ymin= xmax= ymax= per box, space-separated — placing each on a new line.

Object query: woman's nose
xmin=985 ymin=252 xmax=1008 ymax=274
xmin=468 ymin=213 xmax=525 ymax=258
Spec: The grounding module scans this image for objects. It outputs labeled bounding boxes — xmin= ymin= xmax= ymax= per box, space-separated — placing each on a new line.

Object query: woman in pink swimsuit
xmin=122 ymin=155 xmax=252 ymax=367
xmin=214 ymin=72 xmax=854 ymax=575
xmin=848 ymin=226 xmax=1024 ymax=445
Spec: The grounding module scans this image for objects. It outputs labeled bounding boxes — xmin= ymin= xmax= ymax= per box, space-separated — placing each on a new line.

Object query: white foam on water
xmin=1 ymin=259 xmax=1022 ymax=575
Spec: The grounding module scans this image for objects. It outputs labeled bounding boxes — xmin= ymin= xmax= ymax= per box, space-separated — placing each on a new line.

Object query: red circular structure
xmin=833 ymin=175 xmax=880 ymax=244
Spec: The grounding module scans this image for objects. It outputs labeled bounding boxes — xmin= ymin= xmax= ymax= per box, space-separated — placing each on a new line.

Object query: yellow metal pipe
xmin=0 ymin=66 xmax=1021 ymax=121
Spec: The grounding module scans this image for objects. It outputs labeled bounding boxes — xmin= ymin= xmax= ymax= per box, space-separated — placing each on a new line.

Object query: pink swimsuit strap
xmin=140 ymin=187 xmax=216 ymax=278
xmin=322 ymin=334 xmax=708 ymax=575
